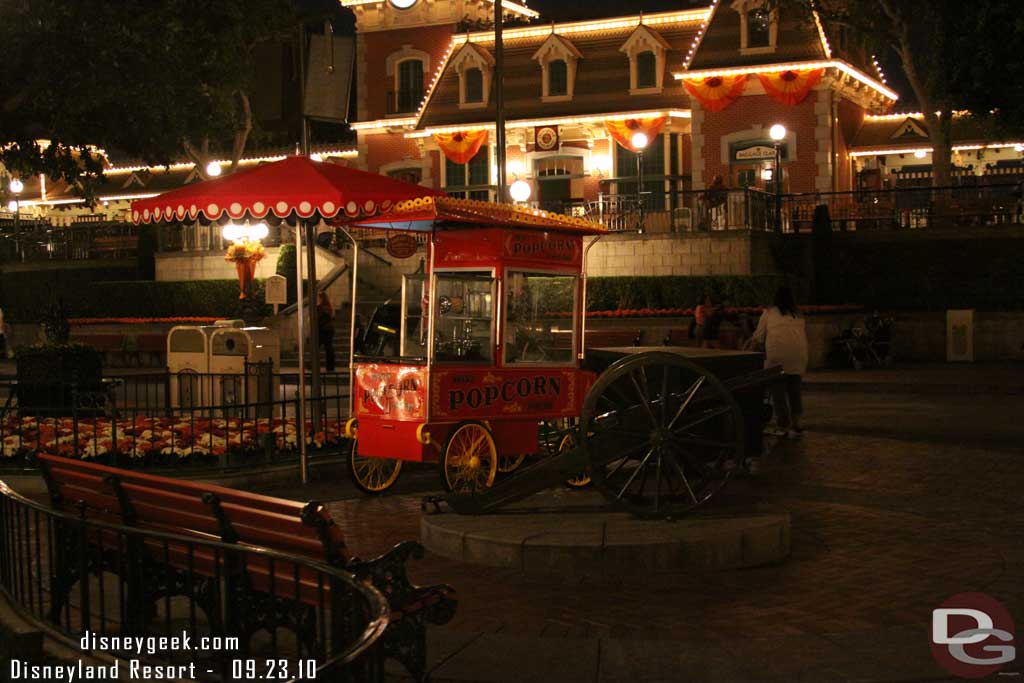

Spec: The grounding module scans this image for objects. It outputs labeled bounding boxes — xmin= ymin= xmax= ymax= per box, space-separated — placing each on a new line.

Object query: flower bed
xmin=1 ymin=415 xmax=346 ymax=461
xmin=69 ymin=317 xmax=222 ymax=325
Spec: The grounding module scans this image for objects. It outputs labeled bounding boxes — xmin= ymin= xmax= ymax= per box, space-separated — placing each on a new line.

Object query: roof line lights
xmin=683 ymin=0 xmax=719 ymax=70
xmin=453 ymin=8 xmax=709 ymax=45
xmin=105 ymin=149 xmax=358 ymax=174
xmin=18 ymin=192 xmax=162 ymax=208
xmin=339 ymin=0 xmax=539 ymax=18
xmin=849 ymin=142 xmax=1024 ymax=157
xmin=405 ymin=109 xmax=692 ymax=138
xmin=674 ymin=60 xmax=899 ymax=101
xmin=811 ymin=6 xmax=832 ymax=59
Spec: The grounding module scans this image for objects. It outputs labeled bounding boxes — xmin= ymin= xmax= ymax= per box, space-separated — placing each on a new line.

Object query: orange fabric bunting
xmin=434 ymin=130 xmax=489 ymax=164
xmin=757 ymin=68 xmax=824 ymax=106
xmin=681 ymin=74 xmax=748 ymax=113
xmin=604 ymin=116 xmax=667 ymax=153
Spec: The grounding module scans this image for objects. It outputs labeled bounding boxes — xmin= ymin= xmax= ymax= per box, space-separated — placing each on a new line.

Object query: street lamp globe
xmin=509 ymin=179 xmax=532 ymax=203
xmin=631 ymin=132 xmax=649 ymax=150
xmin=222 ymin=223 xmax=246 ymax=243
xmin=249 ymin=222 xmax=269 ymax=241
xmin=769 ymin=124 xmax=787 ymax=142
xmin=206 ymin=162 xmax=222 ymax=178
xmin=761 ymin=167 xmax=774 ymax=181
xmin=6 ymin=200 xmax=18 ymax=213
xmin=9 ymin=178 xmax=23 ymax=194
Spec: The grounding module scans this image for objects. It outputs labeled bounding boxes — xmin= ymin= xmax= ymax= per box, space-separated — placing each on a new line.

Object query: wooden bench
xmin=585 ymin=328 xmax=643 ymax=348
xmin=37 ymin=453 xmax=454 ymax=680
xmin=91 ymin=235 xmax=139 ymax=258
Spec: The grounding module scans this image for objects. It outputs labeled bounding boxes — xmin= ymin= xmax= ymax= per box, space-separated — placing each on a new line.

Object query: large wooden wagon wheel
xmin=347 ymin=422 xmax=404 ymax=494
xmin=441 ymin=420 xmax=499 ymax=493
xmin=580 ymin=352 xmax=743 ymax=518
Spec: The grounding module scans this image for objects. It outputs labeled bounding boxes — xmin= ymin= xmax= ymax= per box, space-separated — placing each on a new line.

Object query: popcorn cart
xmin=345 ymin=196 xmax=781 ymax=519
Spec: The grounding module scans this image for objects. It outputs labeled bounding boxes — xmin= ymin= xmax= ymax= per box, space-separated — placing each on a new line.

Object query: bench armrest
xmin=349 ymin=540 xmax=457 ymax=626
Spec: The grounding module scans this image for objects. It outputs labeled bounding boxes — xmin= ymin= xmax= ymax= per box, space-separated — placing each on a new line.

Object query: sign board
xmin=354 ymin=364 xmax=427 ymax=420
xmin=730 ymin=140 xmax=788 ymax=163
xmin=264 ymin=274 xmax=288 ymax=305
xmin=387 ymin=233 xmax=419 ymax=259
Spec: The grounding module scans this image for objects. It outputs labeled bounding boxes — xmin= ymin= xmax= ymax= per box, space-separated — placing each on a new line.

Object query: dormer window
xmin=451 ymin=42 xmax=494 ymax=109
xmin=465 ymin=68 xmax=484 ymax=102
xmin=532 ymin=34 xmax=582 ymax=102
xmin=732 ymin=0 xmax=778 ymax=55
xmin=748 ymin=9 xmax=771 ymax=48
xmin=549 ymin=60 xmax=568 ymax=96
xmin=619 ymin=25 xmax=670 ymax=94
xmin=637 ymin=52 xmax=657 ymax=89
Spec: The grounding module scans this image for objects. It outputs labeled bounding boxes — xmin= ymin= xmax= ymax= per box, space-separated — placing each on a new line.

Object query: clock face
xmin=536 ymin=126 xmax=559 ymax=151
xmin=388 ymin=0 xmax=418 ymax=9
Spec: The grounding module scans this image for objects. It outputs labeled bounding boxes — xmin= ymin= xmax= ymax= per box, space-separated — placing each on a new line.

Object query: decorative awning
xmin=681 ymin=74 xmax=748 ymax=112
xmin=604 ymin=116 xmax=668 ymax=153
xmin=757 ymin=69 xmax=824 ymax=106
xmin=130 ymin=156 xmax=444 ymax=224
xmin=433 ymin=130 xmax=489 ymax=165
xmin=354 ymin=196 xmax=607 ymax=235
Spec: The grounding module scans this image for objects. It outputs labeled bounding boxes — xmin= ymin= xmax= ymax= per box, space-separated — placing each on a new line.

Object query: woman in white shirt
xmin=750 ymin=287 xmax=808 ymax=435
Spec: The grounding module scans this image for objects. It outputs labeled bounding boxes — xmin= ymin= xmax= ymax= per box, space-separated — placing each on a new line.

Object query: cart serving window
xmin=503 ymin=270 xmax=577 ymax=366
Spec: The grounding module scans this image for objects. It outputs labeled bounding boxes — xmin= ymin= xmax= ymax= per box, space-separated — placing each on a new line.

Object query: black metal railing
xmin=0 ymin=366 xmax=353 ymax=470
xmin=0 ymin=480 xmax=388 ymax=681
xmin=539 ymin=188 xmax=774 ymax=233
xmin=0 ymin=221 xmax=140 ymax=263
xmin=781 ymin=183 xmax=1022 ymax=232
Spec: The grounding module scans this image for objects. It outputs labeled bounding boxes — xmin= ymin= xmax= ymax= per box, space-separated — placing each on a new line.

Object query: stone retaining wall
xmin=585 ymin=231 xmax=777 ymax=277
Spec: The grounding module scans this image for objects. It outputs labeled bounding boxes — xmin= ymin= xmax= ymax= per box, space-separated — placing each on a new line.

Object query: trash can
xmin=947 ymin=310 xmax=974 ymax=362
xmin=166 ymin=322 xmax=240 ymax=409
xmin=209 ymin=326 xmax=281 ymax=414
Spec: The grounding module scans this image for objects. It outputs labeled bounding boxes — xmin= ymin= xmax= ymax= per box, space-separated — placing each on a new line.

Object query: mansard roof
xmin=416 ymin=10 xmax=704 ymax=130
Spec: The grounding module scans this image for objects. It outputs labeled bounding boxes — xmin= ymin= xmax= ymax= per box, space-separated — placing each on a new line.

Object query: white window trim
xmin=620 ymin=25 xmax=669 ymax=95
xmin=451 ymin=44 xmax=495 ymax=110
xmin=532 ymin=35 xmax=581 ymax=102
xmin=385 ymin=45 xmax=430 ymax=117
xmin=731 ymin=0 xmax=779 ymax=55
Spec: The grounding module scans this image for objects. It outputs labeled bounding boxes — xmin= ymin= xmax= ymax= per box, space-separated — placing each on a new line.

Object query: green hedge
xmin=0 ymin=268 xmax=138 ymax=323
xmin=829 ymin=240 xmax=1024 ymax=311
xmin=276 ymin=244 xmax=298 ymax=304
xmin=1 ymin=274 xmax=270 ymax=322
xmin=584 ymin=275 xmax=807 ymax=311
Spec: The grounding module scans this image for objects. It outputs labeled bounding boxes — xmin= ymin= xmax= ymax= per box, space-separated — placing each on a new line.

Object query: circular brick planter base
xmin=421 ymin=489 xmax=790 ymax=575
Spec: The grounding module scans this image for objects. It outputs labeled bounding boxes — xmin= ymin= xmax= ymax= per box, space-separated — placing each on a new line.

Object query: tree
xmin=779 ymin=0 xmax=1024 ymax=187
xmin=0 ymin=0 xmax=298 ymax=199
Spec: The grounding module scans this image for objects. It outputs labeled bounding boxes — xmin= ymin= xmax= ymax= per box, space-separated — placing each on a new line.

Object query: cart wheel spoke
xmin=582 ymin=352 xmax=743 ymax=518
xmin=348 ymin=437 xmax=403 ymax=494
xmin=442 ymin=421 xmax=498 ymax=494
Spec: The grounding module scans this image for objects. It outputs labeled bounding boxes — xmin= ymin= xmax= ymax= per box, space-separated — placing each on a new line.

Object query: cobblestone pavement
xmin=253 ymin=393 xmax=1024 ymax=681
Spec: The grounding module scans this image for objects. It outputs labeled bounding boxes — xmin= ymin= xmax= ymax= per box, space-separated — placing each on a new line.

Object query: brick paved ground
xmin=244 ymin=380 xmax=1024 ymax=681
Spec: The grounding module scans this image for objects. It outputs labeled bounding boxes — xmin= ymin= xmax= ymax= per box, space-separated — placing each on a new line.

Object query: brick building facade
xmin=343 ymin=0 xmax=896 ymax=209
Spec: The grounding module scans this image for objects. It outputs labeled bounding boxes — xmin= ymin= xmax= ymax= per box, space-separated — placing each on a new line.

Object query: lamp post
xmin=769 ymin=124 xmax=786 ymax=233
xmin=631 ymin=132 xmax=649 ymax=233
xmin=9 ymin=179 xmax=23 ymax=260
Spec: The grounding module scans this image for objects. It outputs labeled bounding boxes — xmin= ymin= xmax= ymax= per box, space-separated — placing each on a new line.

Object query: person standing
xmin=316 ymin=291 xmax=336 ymax=372
xmin=750 ymin=286 xmax=808 ymax=436
xmin=694 ymin=294 xmax=722 ymax=349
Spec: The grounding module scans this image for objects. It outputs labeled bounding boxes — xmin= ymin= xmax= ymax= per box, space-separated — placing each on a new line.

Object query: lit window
xmin=548 ymin=60 xmax=568 ymax=97
xmin=636 ymin=52 xmax=657 ymax=89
